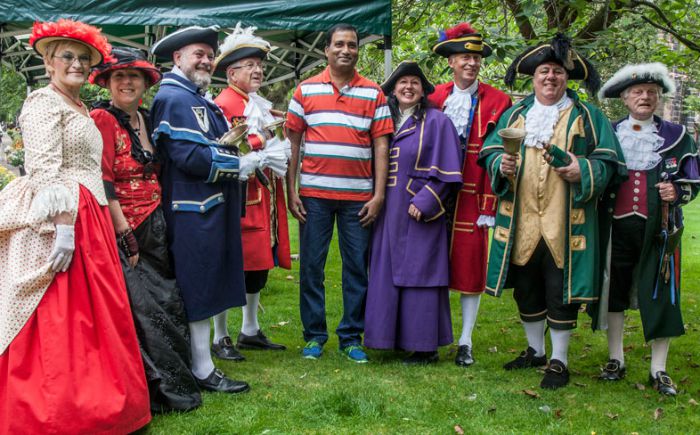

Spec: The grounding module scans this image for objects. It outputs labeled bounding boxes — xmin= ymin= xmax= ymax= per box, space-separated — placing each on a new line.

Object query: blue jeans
xmin=299 ymin=197 xmax=370 ymax=348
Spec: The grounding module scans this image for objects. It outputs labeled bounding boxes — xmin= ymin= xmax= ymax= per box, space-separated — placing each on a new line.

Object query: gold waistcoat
xmin=511 ymin=105 xmax=574 ymax=268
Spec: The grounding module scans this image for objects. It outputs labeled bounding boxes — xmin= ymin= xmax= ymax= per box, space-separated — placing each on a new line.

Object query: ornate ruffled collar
xmin=524 ymin=94 xmax=572 ymax=148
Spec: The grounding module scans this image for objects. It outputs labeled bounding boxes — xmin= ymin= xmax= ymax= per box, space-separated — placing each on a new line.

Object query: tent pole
xmin=383 ymin=35 xmax=392 ymax=80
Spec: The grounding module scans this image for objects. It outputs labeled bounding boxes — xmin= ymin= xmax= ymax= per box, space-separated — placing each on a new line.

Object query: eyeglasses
xmin=53 ymin=53 xmax=92 ymax=66
xmin=232 ymin=62 xmax=264 ymax=71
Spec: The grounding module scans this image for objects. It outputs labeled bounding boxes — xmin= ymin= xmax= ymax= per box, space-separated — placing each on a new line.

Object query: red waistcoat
xmin=215 ymin=86 xmax=291 ymax=271
xmin=613 ymin=169 xmax=649 ymax=219
xmin=429 ymin=81 xmax=512 ymax=293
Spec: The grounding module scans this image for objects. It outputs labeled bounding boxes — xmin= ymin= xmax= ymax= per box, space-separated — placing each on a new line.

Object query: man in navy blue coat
xmin=150 ymin=26 xmax=267 ymax=394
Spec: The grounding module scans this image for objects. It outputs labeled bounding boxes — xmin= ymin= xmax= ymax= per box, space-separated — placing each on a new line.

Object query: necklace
xmin=50 ymin=83 xmax=83 ymax=108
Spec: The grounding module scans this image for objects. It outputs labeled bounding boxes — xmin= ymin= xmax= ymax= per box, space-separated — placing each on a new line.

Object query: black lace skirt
xmin=120 ymin=207 xmax=202 ymax=413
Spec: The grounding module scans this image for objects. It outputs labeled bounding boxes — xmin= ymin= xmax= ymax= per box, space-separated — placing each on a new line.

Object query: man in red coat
xmin=213 ymin=24 xmax=291 ymax=356
xmin=428 ymin=23 xmax=512 ymax=367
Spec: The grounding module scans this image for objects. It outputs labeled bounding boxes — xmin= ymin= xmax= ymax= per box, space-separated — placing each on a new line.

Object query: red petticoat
xmin=0 ymin=186 xmax=151 ymax=434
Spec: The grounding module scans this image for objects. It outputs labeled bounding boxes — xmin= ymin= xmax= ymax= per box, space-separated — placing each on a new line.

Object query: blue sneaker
xmin=302 ymin=341 xmax=323 ymax=359
xmin=340 ymin=345 xmax=368 ymax=363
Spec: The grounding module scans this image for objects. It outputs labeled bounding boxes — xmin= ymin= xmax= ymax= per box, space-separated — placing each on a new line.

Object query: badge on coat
xmin=664 ymin=157 xmax=678 ymax=171
xmin=191 ymin=106 xmax=210 ymax=132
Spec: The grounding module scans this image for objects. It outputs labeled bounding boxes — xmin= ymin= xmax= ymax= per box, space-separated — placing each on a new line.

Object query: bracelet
xmin=117 ymin=228 xmax=139 ymax=257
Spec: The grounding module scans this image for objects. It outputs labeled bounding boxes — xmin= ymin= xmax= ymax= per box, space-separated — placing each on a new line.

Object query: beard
xmin=180 ymin=62 xmax=212 ymax=90
xmin=191 ymin=69 xmax=212 ymax=90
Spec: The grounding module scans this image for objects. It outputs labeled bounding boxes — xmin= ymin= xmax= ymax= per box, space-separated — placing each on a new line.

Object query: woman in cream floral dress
xmin=0 ymin=20 xmax=150 ymax=433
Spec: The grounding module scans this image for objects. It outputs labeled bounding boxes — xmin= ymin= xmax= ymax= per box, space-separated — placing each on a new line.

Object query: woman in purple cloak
xmin=364 ymin=61 xmax=463 ymax=364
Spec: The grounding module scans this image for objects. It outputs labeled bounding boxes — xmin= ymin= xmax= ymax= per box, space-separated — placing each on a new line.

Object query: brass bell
xmin=497 ymin=127 xmax=526 ymax=155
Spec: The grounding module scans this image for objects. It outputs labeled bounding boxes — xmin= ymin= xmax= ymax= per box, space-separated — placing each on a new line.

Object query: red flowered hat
xmin=30 ymin=19 xmax=115 ymax=67
xmin=89 ymin=47 xmax=162 ymax=88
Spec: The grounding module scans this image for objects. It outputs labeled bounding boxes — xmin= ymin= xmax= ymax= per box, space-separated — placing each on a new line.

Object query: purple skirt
xmin=364 ymin=275 xmax=453 ymax=352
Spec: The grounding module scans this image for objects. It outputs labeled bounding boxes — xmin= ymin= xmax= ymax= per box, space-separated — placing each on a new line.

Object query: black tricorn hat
xmin=151 ymin=26 xmax=219 ymax=60
xmin=505 ymin=33 xmax=601 ymax=93
xmin=432 ymin=22 xmax=492 ymax=58
xmin=381 ymin=61 xmax=435 ymax=96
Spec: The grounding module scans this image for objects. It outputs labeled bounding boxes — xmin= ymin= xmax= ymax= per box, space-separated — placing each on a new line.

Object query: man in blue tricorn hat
xmin=150 ymin=26 xmax=284 ymax=394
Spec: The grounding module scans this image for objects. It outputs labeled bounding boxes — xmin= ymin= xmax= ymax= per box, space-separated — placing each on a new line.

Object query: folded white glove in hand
xmin=48 ymin=224 xmax=75 ymax=272
xmin=257 ymin=137 xmax=290 ymax=177
xmin=476 ymin=214 xmax=495 ymax=228
xmin=239 ymin=152 xmax=262 ymax=181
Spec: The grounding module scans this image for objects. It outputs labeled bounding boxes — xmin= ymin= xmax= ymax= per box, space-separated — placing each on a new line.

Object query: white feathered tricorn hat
xmin=598 ymin=62 xmax=676 ymax=99
xmin=214 ymin=22 xmax=270 ymax=71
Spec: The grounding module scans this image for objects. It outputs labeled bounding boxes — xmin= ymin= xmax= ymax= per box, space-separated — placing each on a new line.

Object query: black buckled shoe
xmin=196 ymin=369 xmax=250 ymax=394
xmin=211 ymin=336 xmax=246 ymax=361
xmin=599 ymin=359 xmax=626 ymax=381
xmin=402 ymin=351 xmax=439 ymax=365
xmin=237 ymin=330 xmax=287 ymax=351
xmin=540 ymin=359 xmax=570 ymax=389
xmin=455 ymin=345 xmax=474 ymax=367
xmin=504 ymin=346 xmax=547 ymax=370
xmin=649 ymin=371 xmax=678 ymax=396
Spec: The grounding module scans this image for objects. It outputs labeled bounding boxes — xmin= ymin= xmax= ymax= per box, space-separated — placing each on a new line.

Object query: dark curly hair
xmin=387 ymin=92 xmax=432 ymax=130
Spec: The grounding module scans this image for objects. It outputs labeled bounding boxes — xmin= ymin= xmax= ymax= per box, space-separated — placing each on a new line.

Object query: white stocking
xmin=550 ymin=329 xmax=571 ymax=366
xmin=189 ymin=319 xmax=215 ymax=379
xmin=606 ymin=312 xmax=625 ymax=365
xmin=650 ymin=337 xmax=671 ymax=376
xmin=241 ymin=292 xmax=261 ymax=336
xmin=458 ymin=294 xmax=481 ymax=347
xmin=213 ymin=310 xmax=229 ymax=343
xmin=523 ymin=320 xmax=546 ymax=357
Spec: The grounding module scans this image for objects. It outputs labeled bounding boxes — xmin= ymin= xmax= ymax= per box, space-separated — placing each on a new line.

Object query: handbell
xmin=218 ymin=123 xmax=250 ymax=154
xmin=498 ymin=127 xmax=526 ymax=155
xmin=264 ymin=119 xmax=286 ymax=141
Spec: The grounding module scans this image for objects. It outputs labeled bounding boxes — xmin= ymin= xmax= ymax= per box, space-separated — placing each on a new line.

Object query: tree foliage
xmin=383 ymin=0 xmax=700 ymax=103
xmin=0 ymin=66 xmax=27 ymax=125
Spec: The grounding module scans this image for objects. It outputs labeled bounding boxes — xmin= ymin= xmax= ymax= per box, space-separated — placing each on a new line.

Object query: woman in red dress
xmin=0 ymin=20 xmax=151 ymax=433
xmin=90 ymin=47 xmax=202 ymax=412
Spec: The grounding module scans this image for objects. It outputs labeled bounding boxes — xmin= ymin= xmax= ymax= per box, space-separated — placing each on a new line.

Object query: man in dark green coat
xmin=478 ymin=34 xmax=626 ymax=389
xmin=592 ymin=63 xmax=700 ymax=396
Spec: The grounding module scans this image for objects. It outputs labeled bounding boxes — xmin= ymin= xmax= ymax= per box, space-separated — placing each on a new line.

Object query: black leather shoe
xmin=455 ymin=345 xmax=474 ymax=367
xmin=211 ymin=336 xmax=246 ymax=361
xmin=599 ymin=359 xmax=626 ymax=381
xmin=540 ymin=359 xmax=570 ymax=389
xmin=403 ymin=351 xmax=439 ymax=365
xmin=237 ymin=330 xmax=287 ymax=351
xmin=504 ymin=346 xmax=547 ymax=370
xmin=649 ymin=371 xmax=678 ymax=396
xmin=196 ymin=369 xmax=250 ymax=394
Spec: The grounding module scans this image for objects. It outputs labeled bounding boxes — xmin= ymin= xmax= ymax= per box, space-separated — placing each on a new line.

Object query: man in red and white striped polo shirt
xmin=286 ymin=23 xmax=393 ymax=363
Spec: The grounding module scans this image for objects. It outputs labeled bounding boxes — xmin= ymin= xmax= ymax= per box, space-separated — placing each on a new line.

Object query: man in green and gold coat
xmin=478 ymin=34 xmax=626 ymax=389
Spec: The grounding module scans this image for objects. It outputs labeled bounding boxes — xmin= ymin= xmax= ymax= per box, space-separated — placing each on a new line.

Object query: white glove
xmin=239 ymin=152 xmax=262 ymax=181
xmin=257 ymin=137 xmax=290 ymax=177
xmin=48 ymin=224 xmax=75 ymax=272
xmin=476 ymin=214 xmax=495 ymax=228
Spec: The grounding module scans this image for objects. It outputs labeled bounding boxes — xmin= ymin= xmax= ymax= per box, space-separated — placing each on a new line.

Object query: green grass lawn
xmin=147 ymin=201 xmax=700 ymax=434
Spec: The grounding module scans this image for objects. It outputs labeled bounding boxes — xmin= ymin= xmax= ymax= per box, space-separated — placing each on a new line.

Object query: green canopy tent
xmin=0 ymin=1 xmax=392 ymax=88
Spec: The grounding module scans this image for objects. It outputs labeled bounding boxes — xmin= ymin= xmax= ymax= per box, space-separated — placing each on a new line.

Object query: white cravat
xmin=244 ymin=92 xmax=277 ymax=136
xmin=397 ymin=105 xmax=417 ymax=132
xmin=616 ymin=116 xmax=664 ymax=171
xmin=524 ymin=94 xmax=572 ymax=148
xmin=443 ymin=80 xmax=478 ymax=136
